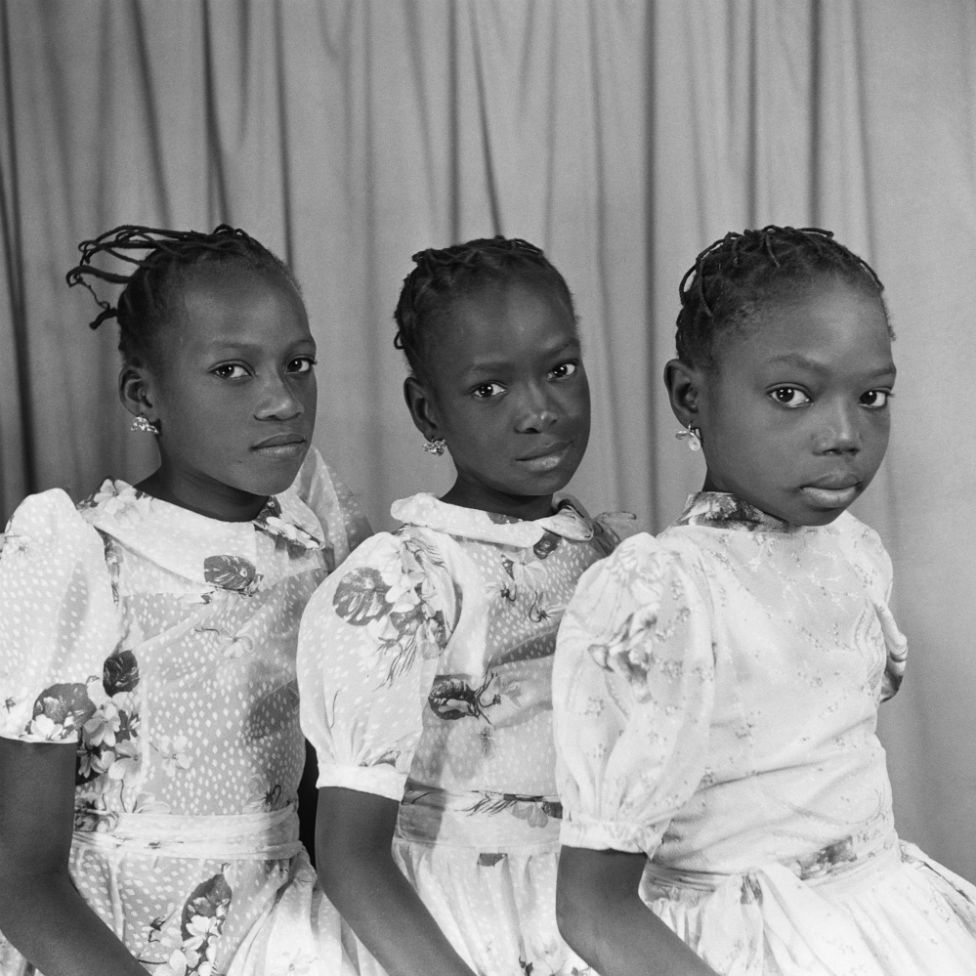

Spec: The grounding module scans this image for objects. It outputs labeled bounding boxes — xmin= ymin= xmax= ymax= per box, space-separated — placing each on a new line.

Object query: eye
xmin=287 ymin=356 xmax=317 ymax=374
xmin=211 ymin=363 xmax=250 ymax=380
xmin=860 ymin=389 xmax=892 ymax=409
xmin=767 ymin=386 xmax=811 ymax=408
xmin=471 ymin=382 xmax=506 ymax=399
xmin=549 ymin=361 xmax=580 ymax=380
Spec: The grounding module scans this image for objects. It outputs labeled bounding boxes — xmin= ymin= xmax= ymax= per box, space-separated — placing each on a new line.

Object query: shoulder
xmin=566 ymin=529 xmax=706 ymax=631
xmin=3 ymin=488 xmax=102 ymax=558
xmin=288 ymin=446 xmax=372 ymax=554
xmin=824 ymin=511 xmax=892 ymax=576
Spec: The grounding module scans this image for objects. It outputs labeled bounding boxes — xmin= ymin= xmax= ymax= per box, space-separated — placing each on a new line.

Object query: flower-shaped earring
xmin=131 ymin=415 xmax=159 ymax=435
xmin=675 ymin=424 xmax=701 ymax=452
xmin=423 ymin=437 xmax=446 ymax=457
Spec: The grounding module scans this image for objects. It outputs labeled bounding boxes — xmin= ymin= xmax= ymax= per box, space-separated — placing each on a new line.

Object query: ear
xmin=403 ymin=375 xmax=442 ymax=441
xmin=118 ymin=363 xmax=157 ymax=421
xmin=664 ymin=358 xmax=704 ymax=428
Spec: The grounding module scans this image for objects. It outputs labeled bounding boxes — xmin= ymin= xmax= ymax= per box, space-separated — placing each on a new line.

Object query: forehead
xmin=444 ymin=281 xmax=577 ymax=351
xmin=717 ymin=280 xmax=893 ymax=376
xmin=172 ymin=265 xmax=309 ymax=344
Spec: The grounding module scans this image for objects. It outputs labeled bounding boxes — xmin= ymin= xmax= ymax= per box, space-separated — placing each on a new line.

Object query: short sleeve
xmin=293 ymin=447 xmax=372 ymax=565
xmin=297 ymin=530 xmax=458 ymax=800
xmin=552 ymin=533 xmax=716 ymax=857
xmin=0 ymin=490 xmax=120 ymax=743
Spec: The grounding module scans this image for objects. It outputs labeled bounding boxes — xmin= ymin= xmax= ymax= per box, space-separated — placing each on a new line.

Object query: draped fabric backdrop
xmin=2 ymin=0 xmax=975 ymax=880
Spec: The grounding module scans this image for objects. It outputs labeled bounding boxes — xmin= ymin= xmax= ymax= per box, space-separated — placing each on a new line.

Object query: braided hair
xmin=675 ymin=226 xmax=888 ymax=370
xmin=393 ymin=235 xmax=575 ymax=383
xmin=66 ymin=224 xmax=300 ymax=368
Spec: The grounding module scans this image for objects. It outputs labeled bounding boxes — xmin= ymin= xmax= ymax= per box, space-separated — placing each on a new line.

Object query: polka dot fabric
xmin=0 ymin=448 xmax=368 ymax=976
xmin=298 ymin=493 xmax=630 ymax=976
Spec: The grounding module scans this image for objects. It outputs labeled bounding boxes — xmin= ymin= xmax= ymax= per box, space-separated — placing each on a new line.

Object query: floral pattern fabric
xmin=553 ymin=491 xmax=976 ymax=975
xmin=0 ymin=448 xmax=369 ymax=976
xmin=298 ymin=494 xmax=634 ymax=976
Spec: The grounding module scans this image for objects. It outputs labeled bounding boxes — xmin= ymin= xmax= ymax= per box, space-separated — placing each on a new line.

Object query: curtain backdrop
xmin=2 ymin=0 xmax=975 ymax=880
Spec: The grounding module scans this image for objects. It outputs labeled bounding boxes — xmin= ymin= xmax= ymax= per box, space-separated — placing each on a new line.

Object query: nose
xmin=515 ymin=383 xmax=558 ymax=433
xmin=256 ymin=372 xmax=304 ymax=420
xmin=813 ymin=402 xmax=861 ymax=454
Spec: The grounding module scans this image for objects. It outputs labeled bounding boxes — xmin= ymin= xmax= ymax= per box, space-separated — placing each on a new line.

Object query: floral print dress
xmin=298 ymin=494 xmax=633 ymax=976
xmin=0 ymin=449 xmax=369 ymax=976
xmin=553 ymin=492 xmax=976 ymax=976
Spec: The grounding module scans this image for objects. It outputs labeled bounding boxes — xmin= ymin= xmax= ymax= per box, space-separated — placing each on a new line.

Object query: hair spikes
xmin=393 ymin=234 xmax=574 ymax=382
xmin=675 ymin=225 xmax=886 ymax=368
xmin=66 ymin=222 xmax=299 ymax=365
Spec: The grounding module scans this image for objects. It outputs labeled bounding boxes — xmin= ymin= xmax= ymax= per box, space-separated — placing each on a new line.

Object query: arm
xmin=0 ymin=738 xmax=147 ymax=976
xmin=556 ymin=846 xmax=717 ymax=976
xmin=315 ymin=786 xmax=476 ymax=976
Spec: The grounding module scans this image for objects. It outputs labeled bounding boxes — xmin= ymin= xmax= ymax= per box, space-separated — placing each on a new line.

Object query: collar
xmin=676 ymin=492 xmax=793 ymax=533
xmin=78 ymin=479 xmax=324 ymax=585
xmin=390 ymin=492 xmax=596 ymax=547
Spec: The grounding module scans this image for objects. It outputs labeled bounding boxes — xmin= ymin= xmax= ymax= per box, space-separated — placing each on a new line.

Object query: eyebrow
xmin=463 ymin=337 xmax=581 ymax=376
xmin=767 ymin=353 xmax=895 ymax=376
xmin=204 ymin=338 xmax=317 ymax=354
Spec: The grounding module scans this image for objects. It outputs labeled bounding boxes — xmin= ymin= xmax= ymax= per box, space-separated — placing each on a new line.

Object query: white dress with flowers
xmin=0 ymin=448 xmax=369 ymax=976
xmin=298 ymin=494 xmax=634 ymax=976
xmin=553 ymin=492 xmax=976 ymax=976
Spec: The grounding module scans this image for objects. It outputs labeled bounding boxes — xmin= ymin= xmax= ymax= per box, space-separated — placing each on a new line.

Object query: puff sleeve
xmin=0 ymin=490 xmax=120 ymax=743
xmin=552 ymin=533 xmax=716 ymax=857
xmin=297 ymin=530 xmax=459 ymax=801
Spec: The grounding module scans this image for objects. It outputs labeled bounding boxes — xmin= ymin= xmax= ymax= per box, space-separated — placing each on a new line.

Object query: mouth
xmin=800 ymin=476 xmax=861 ymax=510
xmin=252 ymin=432 xmax=308 ymax=459
xmin=517 ymin=442 xmax=571 ymax=473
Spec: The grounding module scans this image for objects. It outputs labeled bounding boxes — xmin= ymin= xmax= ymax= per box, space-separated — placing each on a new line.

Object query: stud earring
xmin=675 ymin=424 xmax=701 ymax=452
xmin=130 ymin=415 xmax=159 ymax=435
xmin=423 ymin=437 xmax=446 ymax=456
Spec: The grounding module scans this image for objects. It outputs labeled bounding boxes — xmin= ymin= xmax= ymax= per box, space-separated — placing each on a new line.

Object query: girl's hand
xmin=315 ymin=786 xmax=477 ymax=976
xmin=557 ymin=845 xmax=719 ymax=976
xmin=0 ymin=738 xmax=148 ymax=975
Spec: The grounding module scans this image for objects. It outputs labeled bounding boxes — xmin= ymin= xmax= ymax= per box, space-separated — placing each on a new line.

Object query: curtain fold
xmin=1 ymin=0 xmax=974 ymax=880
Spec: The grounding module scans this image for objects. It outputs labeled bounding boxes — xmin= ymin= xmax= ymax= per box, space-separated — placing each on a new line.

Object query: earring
xmin=130 ymin=415 xmax=159 ymax=435
xmin=675 ymin=424 xmax=701 ymax=452
xmin=423 ymin=437 xmax=446 ymax=456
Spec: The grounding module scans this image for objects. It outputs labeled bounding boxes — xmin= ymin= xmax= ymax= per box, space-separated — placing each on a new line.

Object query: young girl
xmin=552 ymin=226 xmax=976 ymax=976
xmin=0 ymin=224 xmax=370 ymax=976
xmin=297 ymin=236 xmax=633 ymax=976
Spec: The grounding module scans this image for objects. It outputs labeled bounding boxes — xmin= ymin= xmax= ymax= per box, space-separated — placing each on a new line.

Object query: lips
xmin=252 ymin=432 xmax=308 ymax=459
xmin=517 ymin=441 xmax=569 ymax=463
xmin=254 ymin=432 xmax=306 ymax=449
xmin=800 ymin=474 xmax=861 ymax=510
xmin=805 ymin=473 xmax=860 ymax=492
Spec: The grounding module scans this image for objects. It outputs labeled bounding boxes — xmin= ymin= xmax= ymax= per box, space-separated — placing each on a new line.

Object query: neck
xmin=135 ymin=471 xmax=269 ymax=522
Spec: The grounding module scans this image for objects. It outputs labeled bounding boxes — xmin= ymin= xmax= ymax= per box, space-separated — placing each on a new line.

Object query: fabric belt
xmin=71 ymin=804 xmax=302 ymax=861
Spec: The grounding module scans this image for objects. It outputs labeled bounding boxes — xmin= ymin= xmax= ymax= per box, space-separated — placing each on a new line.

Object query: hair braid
xmin=66 ymin=224 xmax=300 ymax=367
xmin=675 ymin=225 xmax=887 ymax=369
xmin=393 ymin=235 xmax=575 ymax=382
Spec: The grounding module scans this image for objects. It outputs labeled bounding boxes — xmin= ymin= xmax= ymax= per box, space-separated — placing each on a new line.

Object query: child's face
xmin=145 ymin=266 xmax=317 ymax=519
xmin=696 ymin=279 xmax=895 ymax=526
xmin=420 ymin=280 xmax=590 ymax=520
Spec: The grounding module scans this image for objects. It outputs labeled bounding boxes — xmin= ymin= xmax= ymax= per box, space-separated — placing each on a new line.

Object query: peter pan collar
xmin=78 ymin=479 xmax=324 ymax=587
xmin=390 ymin=492 xmax=596 ymax=547
xmin=677 ymin=492 xmax=793 ymax=533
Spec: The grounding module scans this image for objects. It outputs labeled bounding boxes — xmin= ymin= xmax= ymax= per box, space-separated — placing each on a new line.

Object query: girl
xmin=552 ymin=226 xmax=976 ymax=976
xmin=297 ymin=236 xmax=634 ymax=976
xmin=0 ymin=225 xmax=370 ymax=976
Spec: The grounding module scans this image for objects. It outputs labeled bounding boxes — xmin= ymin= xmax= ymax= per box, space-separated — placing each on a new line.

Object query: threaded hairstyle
xmin=675 ymin=226 xmax=888 ymax=370
xmin=393 ymin=235 xmax=575 ymax=383
xmin=66 ymin=224 xmax=301 ymax=369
